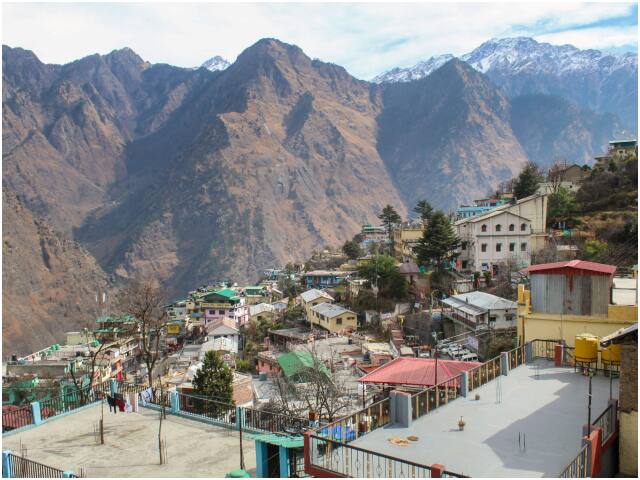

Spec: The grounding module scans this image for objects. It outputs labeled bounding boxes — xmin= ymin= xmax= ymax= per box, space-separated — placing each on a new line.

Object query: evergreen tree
xmin=413 ymin=211 xmax=460 ymax=269
xmin=358 ymin=254 xmax=407 ymax=300
xmin=413 ymin=200 xmax=434 ymax=224
xmin=513 ymin=162 xmax=543 ymax=199
xmin=377 ymin=205 xmax=402 ymax=241
xmin=192 ymin=350 xmax=234 ymax=412
xmin=342 ymin=240 xmax=363 ymax=260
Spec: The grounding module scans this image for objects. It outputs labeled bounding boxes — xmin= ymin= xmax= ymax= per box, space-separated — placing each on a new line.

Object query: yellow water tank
xmin=601 ymin=343 xmax=621 ymax=365
xmin=575 ymin=334 xmax=599 ymax=363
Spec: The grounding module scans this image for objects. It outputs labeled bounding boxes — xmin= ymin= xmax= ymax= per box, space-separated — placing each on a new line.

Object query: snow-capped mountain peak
xmin=200 ymin=55 xmax=231 ymax=72
xmin=372 ymin=54 xmax=454 ymax=83
xmin=374 ymin=37 xmax=637 ymax=83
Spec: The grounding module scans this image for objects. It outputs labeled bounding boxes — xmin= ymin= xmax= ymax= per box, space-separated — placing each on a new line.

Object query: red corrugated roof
xmin=358 ymin=357 xmax=481 ymax=387
xmin=521 ymin=260 xmax=616 ymax=275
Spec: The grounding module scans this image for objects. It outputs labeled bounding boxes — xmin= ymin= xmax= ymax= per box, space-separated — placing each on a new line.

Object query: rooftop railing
xmin=559 ymin=443 xmax=590 ymax=478
xmin=3 ymin=452 xmax=78 ymax=478
xmin=467 ymin=355 xmax=501 ymax=392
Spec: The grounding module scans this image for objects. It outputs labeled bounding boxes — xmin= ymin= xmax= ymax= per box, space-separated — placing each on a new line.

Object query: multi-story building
xmin=299 ymin=288 xmax=334 ymax=320
xmin=441 ymin=291 xmax=518 ymax=332
xmin=187 ymin=288 xmax=249 ymax=327
xmin=303 ymin=270 xmax=353 ymax=289
xmin=393 ymin=224 xmax=424 ymax=262
xmin=309 ymin=303 xmax=358 ymax=333
xmin=455 ymin=197 xmax=509 ymax=220
xmin=360 ymin=224 xmax=389 ymax=249
xmin=455 ymin=209 xmax=532 ymax=273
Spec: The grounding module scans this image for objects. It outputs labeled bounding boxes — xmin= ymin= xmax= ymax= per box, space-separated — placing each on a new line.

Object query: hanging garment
xmin=116 ymin=398 xmax=125 ymax=412
xmin=139 ymin=387 xmax=153 ymax=405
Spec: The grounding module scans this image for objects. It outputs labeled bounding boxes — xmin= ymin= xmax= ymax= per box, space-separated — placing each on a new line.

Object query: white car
xmin=460 ymin=353 xmax=479 ymax=362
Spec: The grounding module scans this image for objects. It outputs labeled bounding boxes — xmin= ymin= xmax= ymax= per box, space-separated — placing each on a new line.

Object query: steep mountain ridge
xmin=373 ymin=37 xmax=637 ymax=131
xmin=378 ymin=59 xmax=528 ymax=209
xmin=2 ymin=189 xmax=111 ymax=356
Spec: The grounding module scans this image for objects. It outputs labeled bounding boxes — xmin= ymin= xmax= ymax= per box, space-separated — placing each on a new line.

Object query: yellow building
xmin=517 ymin=261 xmax=637 ymax=346
xmin=309 ymin=303 xmax=358 ymax=333
xmin=299 ymin=288 xmax=334 ymax=320
xmin=393 ymin=225 xmax=424 ymax=261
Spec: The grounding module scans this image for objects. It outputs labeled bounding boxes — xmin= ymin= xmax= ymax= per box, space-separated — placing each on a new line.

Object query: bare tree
xmin=266 ymin=344 xmax=357 ymax=422
xmin=547 ymin=158 xmax=571 ymax=194
xmin=117 ymin=279 xmax=169 ymax=389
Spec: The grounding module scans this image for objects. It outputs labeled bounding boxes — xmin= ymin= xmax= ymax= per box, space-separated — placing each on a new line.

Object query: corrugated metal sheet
xmin=531 ymin=272 xmax=611 ymax=316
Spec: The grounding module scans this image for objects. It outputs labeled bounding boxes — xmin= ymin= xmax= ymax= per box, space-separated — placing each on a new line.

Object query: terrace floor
xmin=3 ymin=404 xmax=256 ymax=477
xmin=352 ymin=359 xmax=619 ymax=478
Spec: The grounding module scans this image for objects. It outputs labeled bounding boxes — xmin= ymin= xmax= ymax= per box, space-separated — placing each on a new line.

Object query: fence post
xmin=278 ymin=445 xmax=290 ymax=478
xmin=31 ymin=401 xmax=42 ymax=425
xmin=431 ymin=464 xmax=444 ymax=478
xmin=2 ymin=450 xmax=12 ymax=478
xmin=170 ymin=391 xmax=179 ymax=414
xmin=500 ymin=352 xmax=509 ymax=376
xmin=460 ymin=371 xmax=469 ymax=398
xmin=110 ymin=379 xmax=118 ymax=396
xmin=525 ymin=342 xmax=533 ymax=363
xmin=235 ymin=406 xmax=244 ymax=431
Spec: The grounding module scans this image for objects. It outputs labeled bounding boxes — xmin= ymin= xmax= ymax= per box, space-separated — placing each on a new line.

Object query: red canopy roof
xmin=521 ymin=260 xmax=616 ymax=276
xmin=358 ymin=357 xmax=481 ymax=387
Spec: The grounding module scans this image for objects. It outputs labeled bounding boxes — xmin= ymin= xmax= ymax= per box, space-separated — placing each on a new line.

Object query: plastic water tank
xmin=574 ymin=334 xmax=598 ymax=363
xmin=259 ymin=372 xmax=267 ymax=381
xmin=601 ymin=343 xmax=621 ymax=365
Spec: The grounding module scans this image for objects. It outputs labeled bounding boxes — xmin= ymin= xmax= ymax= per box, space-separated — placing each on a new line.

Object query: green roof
xmin=277 ymin=351 xmax=329 ymax=379
xmin=249 ymin=433 xmax=304 ymax=448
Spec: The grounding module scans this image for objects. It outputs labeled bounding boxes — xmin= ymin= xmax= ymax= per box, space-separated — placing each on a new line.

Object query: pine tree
xmin=513 ymin=162 xmax=543 ymax=199
xmin=377 ymin=205 xmax=402 ymax=241
xmin=413 ymin=200 xmax=433 ymax=224
xmin=413 ymin=211 xmax=460 ymax=269
xmin=342 ymin=240 xmax=363 ymax=260
xmin=192 ymin=350 xmax=234 ymax=413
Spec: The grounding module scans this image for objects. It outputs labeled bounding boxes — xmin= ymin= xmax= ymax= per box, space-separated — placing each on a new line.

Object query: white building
xmin=455 ymin=210 xmax=532 ymax=273
xmin=441 ymin=291 xmax=518 ymax=330
xmin=205 ymin=319 xmax=240 ymax=354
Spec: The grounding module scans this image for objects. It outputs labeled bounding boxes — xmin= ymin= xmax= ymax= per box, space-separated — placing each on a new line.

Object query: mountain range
xmin=373 ymin=37 xmax=638 ymax=132
xmin=2 ymin=37 xmax=636 ymax=354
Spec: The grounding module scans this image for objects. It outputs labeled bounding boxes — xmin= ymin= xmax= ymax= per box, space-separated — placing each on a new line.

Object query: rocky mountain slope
xmin=374 ymin=37 xmax=638 ymax=132
xmin=76 ymin=39 xmax=407 ymax=294
xmin=2 ymin=37 xmax=633 ymax=328
xmin=510 ymin=94 xmax=625 ymax=166
xmin=2 ymin=189 xmax=111 ymax=356
xmin=377 ymin=59 xmax=528 ymax=209
xmin=200 ymin=55 xmax=230 ymax=72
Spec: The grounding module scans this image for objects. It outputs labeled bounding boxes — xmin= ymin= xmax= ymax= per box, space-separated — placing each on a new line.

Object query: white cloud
xmin=535 ymin=25 xmax=638 ymax=50
xmin=2 ymin=2 xmax=637 ymax=79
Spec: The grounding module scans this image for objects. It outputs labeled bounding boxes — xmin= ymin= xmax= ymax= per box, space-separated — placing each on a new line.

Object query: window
xmin=461 ymin=241 xmax=468 ymax=250
xmin=462 ymin=260 xmax=468 ymax=269
xmin=481 ymin=243 xmax=487 ymax=252
xmin=521 ymin=242 xmax=527 ymax=251
xmin=495 ymin=224 xmax=502 ymax=232
xmin=509 ymin=242 xmax=515 ymax=252
xmin=496 ymin=243 xmax=502 ymax=252
xmin=521 ymin=223 xmax=527 ymax=231
xmin=481 ymin=224 xmax=487 ymax=232
xmin=509 ymin=224 xmax=515 ymax=231
xmin=218 ymin=310 xmax=225 ymax=315
xmin=336 ymin=318 xmax=342 ymax=325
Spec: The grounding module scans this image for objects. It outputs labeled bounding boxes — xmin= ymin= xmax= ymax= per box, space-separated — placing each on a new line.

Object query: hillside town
xmin=2 ymin=140 xmax=638 ymax=478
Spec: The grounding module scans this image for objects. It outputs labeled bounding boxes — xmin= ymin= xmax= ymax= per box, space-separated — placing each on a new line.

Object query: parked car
xmin=460 ymin=353 xmax=479 ymax=362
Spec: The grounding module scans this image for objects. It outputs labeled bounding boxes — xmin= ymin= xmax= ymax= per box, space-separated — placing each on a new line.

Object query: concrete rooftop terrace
xmin=352 ymin=359 xmax=618 ymax=478
xmin=3 ymin=404 xmax=256 ymax=477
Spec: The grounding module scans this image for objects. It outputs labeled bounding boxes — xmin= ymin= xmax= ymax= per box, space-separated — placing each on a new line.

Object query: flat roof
xmin=2 ymin=404 xmax=256 ymax=477
xmin=352 ymin=360 xmax=618 ymax=477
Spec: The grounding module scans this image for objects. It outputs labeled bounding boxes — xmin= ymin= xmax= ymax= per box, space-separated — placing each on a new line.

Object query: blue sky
xmin=2 ymin=2 xmax=637 ymax=80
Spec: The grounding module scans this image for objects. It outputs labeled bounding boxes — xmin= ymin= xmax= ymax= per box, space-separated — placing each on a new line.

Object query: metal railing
xmin=593 ymin=403 xmax=616 ymax=444
xmin=4 ymin=452 xmax=77 ymax=478
xmin=506 ymin=344 xmax=526 ymax=370
xmin=2 ymin=406 xmax=34 ymax=433
xmin=314 ymin=396 xmax=390 ymax=443
xmin=308 ymin=434 xmax=436 ymax=478
xmin=530 ymin=339 xmax=559 ymax=361
xmin=559 ymin=443 xmax=590 ymax=478
xmin=411 ymin=376 xmax=463 ymax=421
xmin=467 ymin=355 xmax=501 ymax=392
xmin=243 ymin=405 xmax=308 ymax=434
xmin=178 ymin=392 xmax=236 ymax=425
